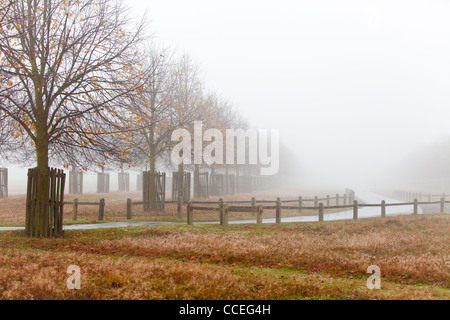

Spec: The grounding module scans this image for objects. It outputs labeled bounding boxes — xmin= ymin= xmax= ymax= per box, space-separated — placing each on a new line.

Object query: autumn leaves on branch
xmin=0 ymin=0 xmax=248 ymax=174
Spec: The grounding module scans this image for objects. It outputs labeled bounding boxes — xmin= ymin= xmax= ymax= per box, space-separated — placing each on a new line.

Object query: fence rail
xmin=61 ymin=192 xmax=357 ymax=222
xmin=60 ymin=190 xmax=449 ymax=231
xmin=185 ymin=197 xmax=449 ymax=233
xmin=64 ymin=198 xmax=105 ymax=221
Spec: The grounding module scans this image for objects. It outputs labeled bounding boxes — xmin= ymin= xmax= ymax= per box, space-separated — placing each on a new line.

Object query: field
xmin=0 ymin=213 xmax=448 ymax=300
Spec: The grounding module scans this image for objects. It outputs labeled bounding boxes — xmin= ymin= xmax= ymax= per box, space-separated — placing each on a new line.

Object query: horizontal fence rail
xmin=60 ymin=191 xmax=449 ymax=228
xmin=63 ymin=198 xmax=105 ymax=221
xmin=184 ymin=197 xmax=450 ymax=233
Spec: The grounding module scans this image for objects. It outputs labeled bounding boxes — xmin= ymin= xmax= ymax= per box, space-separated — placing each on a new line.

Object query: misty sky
xmin=124 ymin=0 xmax=450 ymax=187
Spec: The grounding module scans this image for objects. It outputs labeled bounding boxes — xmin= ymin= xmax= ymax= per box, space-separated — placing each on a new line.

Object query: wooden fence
xmin=209 ymin=173 xmax=236 ymax=196
xmin=0 ymin=168 xmax=7 ymax=199
xmin=58 ymin=190 xmax=449 ymax=232
xmin=143 ymin=171 xmax=166 ymax=211
xmin=118 ymin=172 xmax=130 ymax=192
xmin=185 ymin=196 xmax=450 ymax=233
xmin=69 ymin=171 xmax=83 ymax=194
xmin=137 ymin=172 xmax=143 ymax=192
xmin=190 ymin=193 xmax=353 ymax=210
xmin=97 ymin=172 xmax=110 ymax=193
xmin=65 ymin=193 xmax=351 ymax=222
xmin=394 ymin=189 xmax=447 ymax=202
xmin=172 ymin=172 xmax=191 ymax=203
xmin=65 ymin=198 xmax=106 ymax=221
xmin=194 ymin=172 xmax=209 ymax=198
xmin=26 ymin=168 xmax=66 ymax=237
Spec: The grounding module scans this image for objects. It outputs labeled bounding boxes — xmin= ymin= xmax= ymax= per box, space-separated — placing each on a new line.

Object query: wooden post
xmin=276 ymin=197 xmax=281 ymax=224
xmin=98 ymin=198 xmax=105 ymax=221
xmin=251 ymin=197 xmax=256 ymax=216
xmin=72 ymin=198 xmax=78 ymax=221
xmin=343 ymin=194 xmax=347 ymax=205
xmin=326 ymin=195 xmax=330 ymax=208
xmin=353 ymin=200 xmax=358 ymax=220
xmin=314 ymin=196 xmax=318 ymax=208
xmin=177 ymin=196 xmax=183 ymax=219
xmin=298 ymin=196 xmax=303 ymax=213
xmin=413 ymin=199 xmax=418 ymax=215
xmin=336 ymin=194 xmax=339 ymax=206
xmin=256 ymin=205 xmax=263 ymax=235
xmin=222 ymin=204 xmax=228 ymax=231
xmin=381 ymin=200 xmax=386 ymax=218
xmin=318 ymin=203 xmax=324 ymax=222
xmin=187 ymin=202 xmax=193 ymax=225
xmin=440 ymin=198 xmax=445 ymax=214
xmin=219 ymin=198 xmax=224 ymax=225
xmin=127 ymin=198 xmax=133 ymax=220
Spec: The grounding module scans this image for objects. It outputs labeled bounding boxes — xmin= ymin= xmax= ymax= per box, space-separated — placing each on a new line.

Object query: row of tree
xmin=0 ymin=0 xmax=251 ymax=178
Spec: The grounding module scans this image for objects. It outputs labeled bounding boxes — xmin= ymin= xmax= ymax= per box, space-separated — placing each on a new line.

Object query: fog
xmin=4 ymin=0 xmax=450 ymax=194
xmin=121 ymin=0 xmax=450 ymax=190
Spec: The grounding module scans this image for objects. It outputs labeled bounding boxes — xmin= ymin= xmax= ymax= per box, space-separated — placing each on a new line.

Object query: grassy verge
xmin=0 ymin=214 xmax=448 ymax=300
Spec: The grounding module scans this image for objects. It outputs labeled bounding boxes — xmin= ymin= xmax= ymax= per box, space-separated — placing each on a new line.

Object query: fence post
xmin=326 ymin=195 xmax=330 ymax=208
xmin=98 ymin=198 xmax=105 ymax=221
xmin=343 ymin=194 xmax=347 ymax=205
xmin=256 ymin=206 xmax=263 ymax=235
xmin=440 ymin=198 xmax=445 ymax=214
xmin=177 ymin=196 xmax=183 ymax=219
xmin=251 ymin=197 xmax=256 ymax=216
xmin=381 ymin=200 xmax=386 ymax=218
xmin=127 ymin=198 xmax=133 ymax=220
xmin=318 ymin=203 xmax=324 ymax=222
xmin=222 ymin=204 xmax=228 ymax=231
xmin=187 ymin=202 xmax=193 ymax=225
xmin=298 ymin=196 xmax=303 ymax=213
xmin=72 ymin=198 xmax=78 ymax=221
xmin=353 ymin=200 xmax=358 ymax=220
xmin=314 ymin=196 xmax=318 ymax=208
xmin=336 ymin=194 xmax=339 ymax=206
xmin=276 ymin=197 xmax=281 ymax=224
xmin=413 ymin=199 xmax=418 ymax=215
xmin=219 ymin=198 xmax=224 ymax=225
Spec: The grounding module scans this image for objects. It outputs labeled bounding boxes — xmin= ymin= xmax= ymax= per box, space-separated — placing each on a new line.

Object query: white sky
xmin=125 ymin=0 xmax=450 ymax=187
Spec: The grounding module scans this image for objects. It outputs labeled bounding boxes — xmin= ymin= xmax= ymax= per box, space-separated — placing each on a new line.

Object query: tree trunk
xmin=34 ymin=122 xmax=50 ymax=236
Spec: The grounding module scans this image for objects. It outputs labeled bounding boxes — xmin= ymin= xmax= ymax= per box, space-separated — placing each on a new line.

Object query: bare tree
xmin=0 ymin=0 xmax=148 ymax=172
xmin=125 ymin=46 xmax=177 ymax=174
xmin=0 ymin=0 xmax=148 ymax=235
xmin=150 ymin=54 xmax=205 ymax=171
